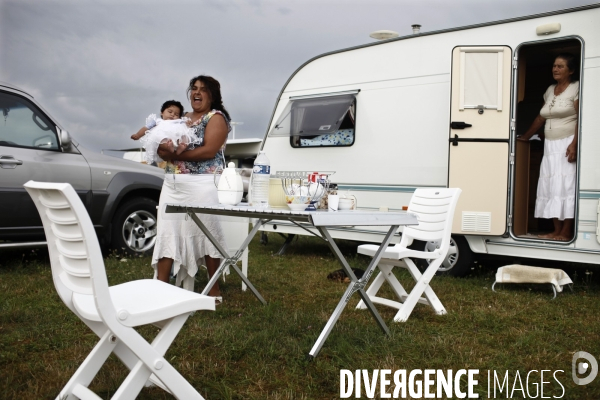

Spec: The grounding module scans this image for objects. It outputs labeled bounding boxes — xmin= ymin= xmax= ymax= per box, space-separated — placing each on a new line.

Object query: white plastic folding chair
xmin=24 ymin=181 xmax=215 ymax=400
xmin=356 ymin=188 xmax=461 ymax=322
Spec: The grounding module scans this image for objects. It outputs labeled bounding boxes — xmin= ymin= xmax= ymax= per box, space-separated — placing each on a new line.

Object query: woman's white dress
xmin=534 ymin=82 xmax=579 ymax=220
xmin=153 ymin=174 xmax=226 ymax=288
xmin=150 ymin=110 xmax=230 ymax=290
xmin=139 ymin=114 xmax=200 ymax=165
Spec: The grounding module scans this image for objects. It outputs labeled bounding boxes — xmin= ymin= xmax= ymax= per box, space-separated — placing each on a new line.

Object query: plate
xmin=287 ymin=203 xmax=309 ymax=211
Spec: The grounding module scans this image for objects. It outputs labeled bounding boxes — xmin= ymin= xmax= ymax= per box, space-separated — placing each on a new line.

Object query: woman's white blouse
xmin=540 ymin=82 xmax=579 ymax=141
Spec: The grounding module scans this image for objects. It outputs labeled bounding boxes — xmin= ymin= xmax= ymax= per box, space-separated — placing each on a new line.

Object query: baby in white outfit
xmin=131 ymin=100 xmax=200 ymax=165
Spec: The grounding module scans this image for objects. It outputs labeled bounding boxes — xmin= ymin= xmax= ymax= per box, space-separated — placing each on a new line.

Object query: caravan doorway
xmin=512 ymin=38 xmax=581 ymax=241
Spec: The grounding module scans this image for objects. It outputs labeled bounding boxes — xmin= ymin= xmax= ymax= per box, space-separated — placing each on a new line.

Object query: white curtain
xmin=464 ymin=52 xmax=498 ymax=107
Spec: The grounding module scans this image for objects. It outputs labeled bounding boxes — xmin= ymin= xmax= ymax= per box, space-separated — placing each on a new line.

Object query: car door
xmin=0 ymin=89 xmax=90 ymax=239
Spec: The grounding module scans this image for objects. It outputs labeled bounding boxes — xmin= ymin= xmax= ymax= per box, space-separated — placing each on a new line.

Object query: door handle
xmin=450 ymin=121 xmax=472 ymax=129
xmin=0 ymin=155 xmax=23 ymax=169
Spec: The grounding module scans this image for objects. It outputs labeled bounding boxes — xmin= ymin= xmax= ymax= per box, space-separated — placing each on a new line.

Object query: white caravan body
xmin=260 ymin=5 xmax=600 ymax=274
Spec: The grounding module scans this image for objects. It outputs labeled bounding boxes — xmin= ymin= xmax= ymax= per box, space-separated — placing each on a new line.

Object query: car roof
xmin=0 ymin=81 xmax=33 ymax=99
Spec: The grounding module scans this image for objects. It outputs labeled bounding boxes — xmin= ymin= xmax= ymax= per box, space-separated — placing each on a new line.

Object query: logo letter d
xmin=340 ymin=370 xmax=353 ymax=398
xmin=572 ymin=351 xmax=598 ymax=385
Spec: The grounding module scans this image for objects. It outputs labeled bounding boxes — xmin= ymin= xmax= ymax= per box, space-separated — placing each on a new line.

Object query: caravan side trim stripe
xmin=580 ymin=191 xmax=600 ymax=199
xmin=338 ymin=185 xmax=420 ymax=193
xmin=338 ymin=186 xmax=600 ymax=198
xmin=487 ymin=240 xmax=600 ymax=255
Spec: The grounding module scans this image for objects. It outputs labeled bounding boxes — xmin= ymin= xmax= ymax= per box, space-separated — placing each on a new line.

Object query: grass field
xmin=1 ymin=233 xmax=599 ymax=399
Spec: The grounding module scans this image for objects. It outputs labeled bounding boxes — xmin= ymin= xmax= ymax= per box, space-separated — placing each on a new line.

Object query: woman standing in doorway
xmin=519 ymin=53 xmax=579 ymax=241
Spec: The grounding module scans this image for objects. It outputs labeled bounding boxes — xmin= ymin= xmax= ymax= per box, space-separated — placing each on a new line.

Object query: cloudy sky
xmin=1 ymin=0 xmax=596 ymax=152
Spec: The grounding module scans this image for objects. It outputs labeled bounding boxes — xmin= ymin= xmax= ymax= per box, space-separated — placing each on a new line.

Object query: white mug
xmin=338 ymin=195 xmax=357 ymax=210
xmin=328 ymin=194 xmax=339 ymax=211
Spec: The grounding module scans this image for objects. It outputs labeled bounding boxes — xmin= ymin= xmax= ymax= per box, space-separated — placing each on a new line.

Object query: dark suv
xmin=0 ymin=82 xmax=163 ymax=255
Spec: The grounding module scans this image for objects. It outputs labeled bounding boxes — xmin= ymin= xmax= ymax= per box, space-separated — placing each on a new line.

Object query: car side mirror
xmin=59 ymin=128 xmax=72 ymax=150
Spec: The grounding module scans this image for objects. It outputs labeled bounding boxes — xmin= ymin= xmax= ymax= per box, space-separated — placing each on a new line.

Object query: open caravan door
xmin=448 ymin=46 xmax=512 ymax=235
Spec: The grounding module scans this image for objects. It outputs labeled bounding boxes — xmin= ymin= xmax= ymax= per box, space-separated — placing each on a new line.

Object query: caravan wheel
xmin=419 ymin=235 xmax=474 ymax=277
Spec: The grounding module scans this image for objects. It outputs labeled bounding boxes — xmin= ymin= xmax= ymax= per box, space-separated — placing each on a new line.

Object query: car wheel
xmin=111 ymin=198 xmax=158 ymax=256
xmin=417 ymin=235 xmax=474 ymax=277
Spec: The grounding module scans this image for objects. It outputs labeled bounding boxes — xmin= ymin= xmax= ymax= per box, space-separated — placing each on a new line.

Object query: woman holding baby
xmin=142 ymin=75 xmax=231 ymax=303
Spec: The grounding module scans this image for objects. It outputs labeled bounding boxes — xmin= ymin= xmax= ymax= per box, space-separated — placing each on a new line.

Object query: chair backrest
xmin=400 ymin=188 xmax=462 ymax=253
xmin=23 ymin=181 xmax=112 ymax=315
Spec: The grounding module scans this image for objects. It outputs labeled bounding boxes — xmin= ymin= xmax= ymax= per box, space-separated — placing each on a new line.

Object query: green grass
xmin=1 ymin=234 xmax=600 ymax=399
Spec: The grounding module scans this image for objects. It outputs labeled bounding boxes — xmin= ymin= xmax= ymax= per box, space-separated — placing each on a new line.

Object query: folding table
xmin=165 ymin=204 xmax=418 ymax=358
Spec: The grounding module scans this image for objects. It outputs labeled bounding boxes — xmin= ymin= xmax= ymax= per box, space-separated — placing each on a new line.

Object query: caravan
xmin=259 ymin=4 xmax=600 ymax=276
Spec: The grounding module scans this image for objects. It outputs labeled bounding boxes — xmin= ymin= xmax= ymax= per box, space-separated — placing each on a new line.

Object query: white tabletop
xmin=165 ymin=203 xmax=418 ymax=227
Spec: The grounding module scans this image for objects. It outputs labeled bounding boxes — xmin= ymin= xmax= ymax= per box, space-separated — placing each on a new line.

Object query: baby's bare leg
xmin=175 ymin=136 xmax=190 ymax=155
xmin=175 ymin=141 xmax=187 ymax=155
xmin=161 ymin=138 xmax=175 ymax=153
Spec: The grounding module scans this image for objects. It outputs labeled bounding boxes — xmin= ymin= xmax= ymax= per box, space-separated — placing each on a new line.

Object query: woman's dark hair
xmin=555 ymin=53 xmax=579 ymax=81
xmin=161 ymin=100 xmax=184 ymax=117
xmin=187 ymin=75 xmax=231 ymax=121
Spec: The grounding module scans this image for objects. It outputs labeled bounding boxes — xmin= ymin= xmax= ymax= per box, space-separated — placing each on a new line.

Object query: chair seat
xmin=357 ymin=244 xmax=443 ymax=260
xmin=73 ymin=279 xmax=215 ymax=327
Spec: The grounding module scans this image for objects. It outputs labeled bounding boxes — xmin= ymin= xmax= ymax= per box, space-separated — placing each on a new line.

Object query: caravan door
xmin=448 ymin=46 xmax=512 ymax=235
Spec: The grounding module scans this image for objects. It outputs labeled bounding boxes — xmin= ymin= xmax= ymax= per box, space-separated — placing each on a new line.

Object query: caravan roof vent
xmin=412 ymin=24 xmax=421 ymax=34
xmin=536 ymin=23 xmax=561 ymax=36
xmin=369 ymin=30 xmax=399 ymax=40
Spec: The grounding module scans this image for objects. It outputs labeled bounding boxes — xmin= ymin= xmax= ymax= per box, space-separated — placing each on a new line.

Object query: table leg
xmin=187 ymin=210 xmax=267 ymax=305
xmin=307 ymin=282 xmax=357 ymax=359
xmin=275 ymin=234 xmax=296 ymax=256
xmin=355 ymin=226 xmax=400 ymax=331
xmin=308 ymin=225 xmax=398 ymax=358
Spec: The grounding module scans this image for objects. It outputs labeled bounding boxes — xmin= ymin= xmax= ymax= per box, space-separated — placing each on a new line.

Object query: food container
xmin=269 ymin=178 xmax=288 ymax=208
xmin=318 ymin=183 xmax=338 ymax=210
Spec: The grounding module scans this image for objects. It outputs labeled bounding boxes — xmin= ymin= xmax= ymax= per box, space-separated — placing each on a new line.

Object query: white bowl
xmin=285 ymin=194 xmax=312 ymax=204
xmin=287 ymin=203 xmax=309 ymax=211
xmin=338 ymin=198 xmax=355 ymax=210
xmin=308 ymin=182 xmax=325 ymax=198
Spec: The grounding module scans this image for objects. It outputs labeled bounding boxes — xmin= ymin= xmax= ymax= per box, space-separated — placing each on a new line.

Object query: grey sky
xmin=1 ymin=0 xmax=596 ymax=152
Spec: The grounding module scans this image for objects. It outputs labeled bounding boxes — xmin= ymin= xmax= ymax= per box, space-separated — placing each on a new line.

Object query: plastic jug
xmin=216 ymin=162 xmax=244 ymax=205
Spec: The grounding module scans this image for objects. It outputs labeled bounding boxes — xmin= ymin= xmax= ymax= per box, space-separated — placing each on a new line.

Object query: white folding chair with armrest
xmin=24 ymin=181 xmax=215 ymax=400
xmin=356 ymin=188 xmax=461 ymax=322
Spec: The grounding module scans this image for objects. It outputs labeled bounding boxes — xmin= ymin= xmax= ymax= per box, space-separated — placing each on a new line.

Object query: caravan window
xmin=269 ymin=92 xmax=356 ymax=148
xmin=458 ymin=47 xmax=505 ymax=111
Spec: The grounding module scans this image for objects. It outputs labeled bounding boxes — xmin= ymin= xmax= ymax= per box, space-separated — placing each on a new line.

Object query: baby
xmin=131 ymin=100 xmax=200 ymax=165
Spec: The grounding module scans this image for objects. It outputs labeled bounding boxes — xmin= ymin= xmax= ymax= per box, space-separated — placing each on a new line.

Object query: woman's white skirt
xmin=151 ymin=174 xmax=225 ymax=288
xmin=534 ymin=135 xmax=576 ymax=220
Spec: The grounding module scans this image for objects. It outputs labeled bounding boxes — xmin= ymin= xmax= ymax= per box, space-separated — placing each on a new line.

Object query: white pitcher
xmin=215 ymin=162 xmax=244 ymax=205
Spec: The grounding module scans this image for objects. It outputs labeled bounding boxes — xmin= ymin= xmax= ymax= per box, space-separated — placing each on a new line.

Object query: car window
xmin=0 ymin=91 xmax=59 ymax=150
